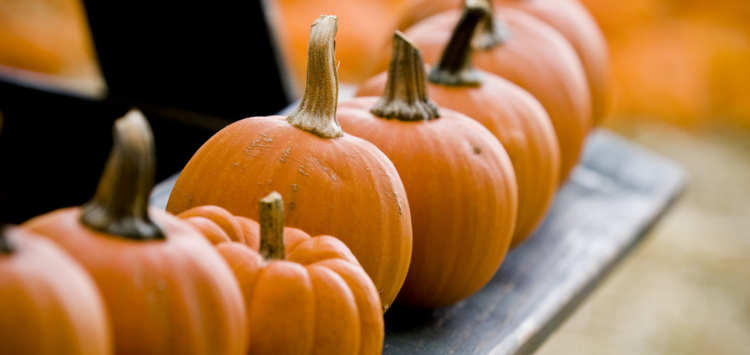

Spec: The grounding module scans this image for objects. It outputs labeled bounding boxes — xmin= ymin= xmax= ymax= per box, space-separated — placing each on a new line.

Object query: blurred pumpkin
xmin=177 ymin=196 xmax=384 ymax=354
xmin=396 ymin=0 xmax=462 ymax=30
xmin=496 ymin=0 xmax=613 ymax=125
xmin=579 ymin=0 xmax=750 ymax=128
xmin=266 ymin=0 xmax=410 ymax=93
xmin=0 ymin=225 xmax=112 ymax=355
xmin=166 ymin=16 xmax=412 ymax=311
xmin=0 ymin=0 xmax=100 ymax=78
xmin=338 ymin=30 xmax=518 ymax=308
xmin=403 ymin=0 xmax=591 ymax=182
xmin=23 ymin=109 xmax=248 ymax=355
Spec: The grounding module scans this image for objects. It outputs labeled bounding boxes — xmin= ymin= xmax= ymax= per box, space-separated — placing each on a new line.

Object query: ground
xmin=537 ymin=118 xmax=750 ymax=355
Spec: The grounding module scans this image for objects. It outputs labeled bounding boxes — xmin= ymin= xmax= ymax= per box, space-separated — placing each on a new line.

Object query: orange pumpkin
xmin=166 ymin=16 xmax=412 ymax=311
xmin=403 ymin=0 xmax=591 ymax=183
xmin=0 ymin=225 xmax=112 ymax=355
xmin=23 ymin=109 xmax=247 ymax=355
xmin=397 ymin=0 xmax=463 ymax=30
xmin=496 ymin=0 xmax=612 ymax=125
xmin=338 ymin=31 xmax=518 ymax=308
xmin=359 ymin=9 xmax=559 ymax=245
xmin=0 ymin=0 xmax=100 ymax=78
xmin=176 ymin=195 xmax=385 ymax=354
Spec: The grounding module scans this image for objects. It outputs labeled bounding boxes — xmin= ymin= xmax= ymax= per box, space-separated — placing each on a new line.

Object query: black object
xmin=0 ymin=2 xmax=291 ymax=223
xmin=83 ymin=1 xmax=290 ymax=120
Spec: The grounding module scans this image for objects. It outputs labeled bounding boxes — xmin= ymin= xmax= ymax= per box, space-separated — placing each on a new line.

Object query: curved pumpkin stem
xmin=470 ymin=0 xmax=509 ymax=50
xmin=287 ymin=15 xmax=343 ymax=139
xmin=371 ymin=31 xmax=440 ymax=122
xmin=80 ymin=109 xmax=165 ymax=241
xmin=429 ymin=0 xmax=494 ymax=86
xmin=259 ymin=191 xmax=285 ymax=261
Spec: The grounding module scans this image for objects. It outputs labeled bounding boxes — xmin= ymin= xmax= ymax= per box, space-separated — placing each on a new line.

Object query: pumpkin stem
xmin=80 ymin=109 xmax=165 ymax=241
xmin=429 ymin=0 xmax=492 ymax=86
xmin=287 ymin=15 xmax=343 ymax=139
xmin=259 ymin=191 xmax=285 ymax=261
xmin=371 ymin=31 xmax=440 ymax=121
xmin=471 ymin=0 xmax=509 ymax=51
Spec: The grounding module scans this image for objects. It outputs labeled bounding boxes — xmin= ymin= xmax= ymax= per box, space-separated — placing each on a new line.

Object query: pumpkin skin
xmin=24 ymin=208 xmax=248 ymax=355
xmin=175 ymin=202 xmax=384 ymax=355
xmin=397 ymin=0 xmax=463 ymax=30
xmin=404 ymin=7 xmax=591 ymax=183
xmin=167 ymin=117 xmax=412 ymax=311
xmin=167 ymin=16 xmax=412 ymax=311
xmin=358 ymin=72 xmax=558 ymax=246
xmin=22 ymin=109 xmax=248 ymax=355
xmin=0 ymin=226 xmax=112 ymax=355
xmin=358 ymin=25 xmax=559 ymax=246
xmin=338 ymin=97 xmax=518 ymax=308
xmin=496 ymin=0 xmax=613 ymax=125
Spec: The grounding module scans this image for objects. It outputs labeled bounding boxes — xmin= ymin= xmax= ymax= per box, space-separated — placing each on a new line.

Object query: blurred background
xmin=538 ymin=1 xmax=750 ymax=353
xmin=1 ymin=0 xmax=749 ymax=353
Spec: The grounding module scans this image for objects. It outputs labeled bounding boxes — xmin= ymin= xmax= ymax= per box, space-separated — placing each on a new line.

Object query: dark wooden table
xmin=150 ymin=128 xmax=686 ymax=355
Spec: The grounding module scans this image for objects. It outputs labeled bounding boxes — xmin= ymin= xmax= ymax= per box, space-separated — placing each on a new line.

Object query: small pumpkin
xmin=23 ymin=109 xmax=247 ymax=355
xmin=166 ymin=16 xmax=412 ymax=311
xmin=496 ymin=0 xmax=613 ymax=125
xmin=358 ymin=6 xmax=559 ymax=245
xmin=0 ymin=225 xmax=112 ymax=355
xmin=177 ymin=195 xmax=385 ymax=354
xmin=403 ymin=0 xmax=591 ymax=183
xmin=338 ymin=30 xmax=518 ymax=308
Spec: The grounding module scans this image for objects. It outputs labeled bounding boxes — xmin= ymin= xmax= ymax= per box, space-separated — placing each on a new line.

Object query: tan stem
xmin=287 ymin=15 xmax=343 ymax=139
xmin=259 ymin=191 xmax=285 ymax=261
xmin=470 ymin=0 xmax=510 ymax=50
xmin=429 ymin=0 xmax=492 ymax=86
xmin=80 ymin=109 xmax=165 ymax=241
xmin=371 ymin=31 xmax=440 ymax=121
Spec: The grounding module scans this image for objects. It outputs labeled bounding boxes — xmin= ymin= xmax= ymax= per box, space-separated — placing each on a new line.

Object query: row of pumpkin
xmin=0 ymin=0 xmax=610 ymax=354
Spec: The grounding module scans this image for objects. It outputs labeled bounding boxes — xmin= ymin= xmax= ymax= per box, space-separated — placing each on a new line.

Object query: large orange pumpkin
xmin=23 ymin=109 xmax=247 ymax=355
xmin=359 ymin=12 xmax=559 ymax=245
xmin=166 ymin=16 xmax=412 ymax=311
xmin=496 ymin=0 xmax=612 ymax=125
xmin=176 ymin=195 xmax=384 ymax=354
xmin=403 ymin=0 xmax=591 ymax=183
xmin=338 ymin=30 xmax=518 ymax=308
xmin=0 ymin=225 xmax=112 ymax=355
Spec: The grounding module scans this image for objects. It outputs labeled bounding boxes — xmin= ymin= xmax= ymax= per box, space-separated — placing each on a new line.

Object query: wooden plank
xmin=149 ymin=128 xmax=686 ymax=355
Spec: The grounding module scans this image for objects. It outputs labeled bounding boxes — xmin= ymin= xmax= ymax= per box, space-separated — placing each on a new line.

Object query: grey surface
xmin=149 ymin=128 xmax=686 ymax=355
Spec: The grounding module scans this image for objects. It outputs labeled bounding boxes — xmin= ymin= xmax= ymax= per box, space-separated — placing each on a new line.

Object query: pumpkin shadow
xmin=384 ymin=303 xmax=464 ymax=333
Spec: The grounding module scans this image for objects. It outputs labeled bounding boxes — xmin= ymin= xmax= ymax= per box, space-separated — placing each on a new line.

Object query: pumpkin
xmin=267 ymin=0 xmax=409 ymax=92
xmin=579 ymin=0 xmax=750 ymax=129
xmin=358 ymin=8 xmax=559 ymax=246
xmin=337 ymin=30 xmax=518 ymax=308
xmin=176 ymin=195 xmax=385 ymax=354
xmin=0 ymin=0 xmax=100 ymax=77
xmin=166 ymin=16 xmax=412 ymax=311
xmin=403 ymin=0 xmax=591 ymax=183
xmin=0 ymin=225 xmax=112 ymax=355
xmin=396 ymin=0 xmax=463 ymax=31
xmin=496 ymin=0 xmax=612 ymax=125
xmin=23 ymin=109 xmax=248 ymax=355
